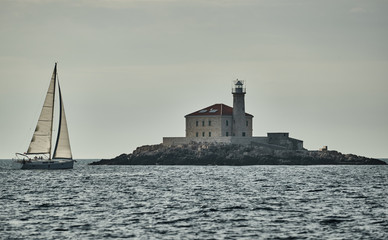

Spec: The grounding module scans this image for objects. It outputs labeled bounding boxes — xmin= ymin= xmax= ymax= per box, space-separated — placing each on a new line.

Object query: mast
xmin=49 ymin=63 xmax=57 ymax=160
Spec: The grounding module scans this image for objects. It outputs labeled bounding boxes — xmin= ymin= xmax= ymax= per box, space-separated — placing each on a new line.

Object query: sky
xmin=0 ymin=0 xmax=387 ymax=159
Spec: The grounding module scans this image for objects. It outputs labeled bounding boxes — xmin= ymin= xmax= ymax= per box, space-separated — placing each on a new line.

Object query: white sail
xmin=27 ymin=64 xmax=56 ymax=155
xmin=53 ymin=81 xmax=72 ymax=159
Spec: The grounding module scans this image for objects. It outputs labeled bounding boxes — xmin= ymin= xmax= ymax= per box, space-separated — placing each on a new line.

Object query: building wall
xmin=267 ymin=133 xmax=304 ymax=150
xmin=186 ymin=115 xmax=252 ymax=138
xmin=163 ymin=137 xmax=232 ymax=146
xmin=163 ymin=134 xmax=303 ymax=150
xmin=186 ymin=116 xmax=223 ymax=138
xmin=163 ymin=136 xmax=268 ymax=146
xmin=246 ymin=116 xmax=253 ymax=137
xmin=220 ymin=116 xmax=233 ymax=137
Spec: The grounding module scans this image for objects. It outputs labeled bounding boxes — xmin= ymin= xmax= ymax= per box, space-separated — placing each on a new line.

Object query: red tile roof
xmin=185 ymin=103 xmax=253 ymax=117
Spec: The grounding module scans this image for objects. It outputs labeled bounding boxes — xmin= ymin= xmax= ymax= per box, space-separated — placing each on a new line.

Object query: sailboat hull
xmin=20 ymin=160 xmax=74 ymax=170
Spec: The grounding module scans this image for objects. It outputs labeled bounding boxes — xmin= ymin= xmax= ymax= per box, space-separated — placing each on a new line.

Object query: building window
xmin=242 ymin=132 xmax=246 ymax=137
xmin=202 ymin=121 xmax=205 ymax=126
xmin=226 ymin=120 xmax=229 ymax=126
xmin=246 ymin=120 xmax=248 ymax=126
xmin=202 ymin=132 xmax=205 ymax=137
xmin=226 ymin=132 xmax=229 ymax=136
xmin=196 ymin=121 xmax=198 ymax=127
xmin=196 ymin=132 xmax=198 ymax=137
xmin=209 ymin=132 xmax=211 ymax=137
xmin=209 ymin=120 xmax=211 ymax=126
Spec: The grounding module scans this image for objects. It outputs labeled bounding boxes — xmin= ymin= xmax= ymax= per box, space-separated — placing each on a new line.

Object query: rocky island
xmin=89 ymin=142 xmax=386 ymax=165
xmin=91 ymin=81 xmax=386 ymax=166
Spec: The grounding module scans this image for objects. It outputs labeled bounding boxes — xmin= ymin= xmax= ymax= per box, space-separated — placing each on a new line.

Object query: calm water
xmin=1 ymin=160 xmax=387 ymax=239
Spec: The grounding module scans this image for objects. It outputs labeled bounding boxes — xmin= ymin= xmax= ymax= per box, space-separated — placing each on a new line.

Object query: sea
xmin=1 ymin=159 xmax=387 ymax=240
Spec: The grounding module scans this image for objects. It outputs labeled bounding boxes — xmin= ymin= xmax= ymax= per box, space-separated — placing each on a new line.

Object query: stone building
xmin=185 ymin=80 xmax=252 ymax=138
xmin=163 ymin=80 xmax=304 ymax=150
xmin=185 ymin=103 xmax=253 ymax=138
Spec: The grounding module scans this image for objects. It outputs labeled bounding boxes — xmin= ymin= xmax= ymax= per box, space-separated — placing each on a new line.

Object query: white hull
xmin=18 ymin=160 xmax=74 ymax=170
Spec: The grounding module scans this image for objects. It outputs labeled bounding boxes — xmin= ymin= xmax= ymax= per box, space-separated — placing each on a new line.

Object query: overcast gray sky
xmin=1 ymin=0 xmax=387 ymax=159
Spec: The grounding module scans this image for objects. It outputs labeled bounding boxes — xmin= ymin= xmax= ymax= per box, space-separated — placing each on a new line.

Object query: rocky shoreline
xmin=90 ymin=143 xmax=386 ymax=165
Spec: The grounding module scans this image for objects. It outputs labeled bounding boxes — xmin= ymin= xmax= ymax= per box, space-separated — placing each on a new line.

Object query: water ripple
xmin=0 ymin=161 xmax=387 ymax=239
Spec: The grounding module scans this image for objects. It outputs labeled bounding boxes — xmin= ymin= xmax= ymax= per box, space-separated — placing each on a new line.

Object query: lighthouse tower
xmin=232 ymin=79 xmax=247 ymax=137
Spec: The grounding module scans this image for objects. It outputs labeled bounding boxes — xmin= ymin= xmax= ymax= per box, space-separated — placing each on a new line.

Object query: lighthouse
xmin=164 ymin=79 xmax=304 ymax=150
xmin=232 ymin=79 xmax=247 ymax=137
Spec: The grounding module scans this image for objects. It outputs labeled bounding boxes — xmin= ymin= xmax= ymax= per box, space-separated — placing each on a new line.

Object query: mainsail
xmin=26 ymin=63 xmax=72 ymax=160
xmin=27 ymin=64 xmax=56 ymax=156
xmin=53 ymin=81 xmax=72 ymax=159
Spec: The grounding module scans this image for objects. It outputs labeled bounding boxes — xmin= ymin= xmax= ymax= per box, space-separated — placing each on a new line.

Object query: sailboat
xmin=14 ymin=63 xmax=75 ymax=169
